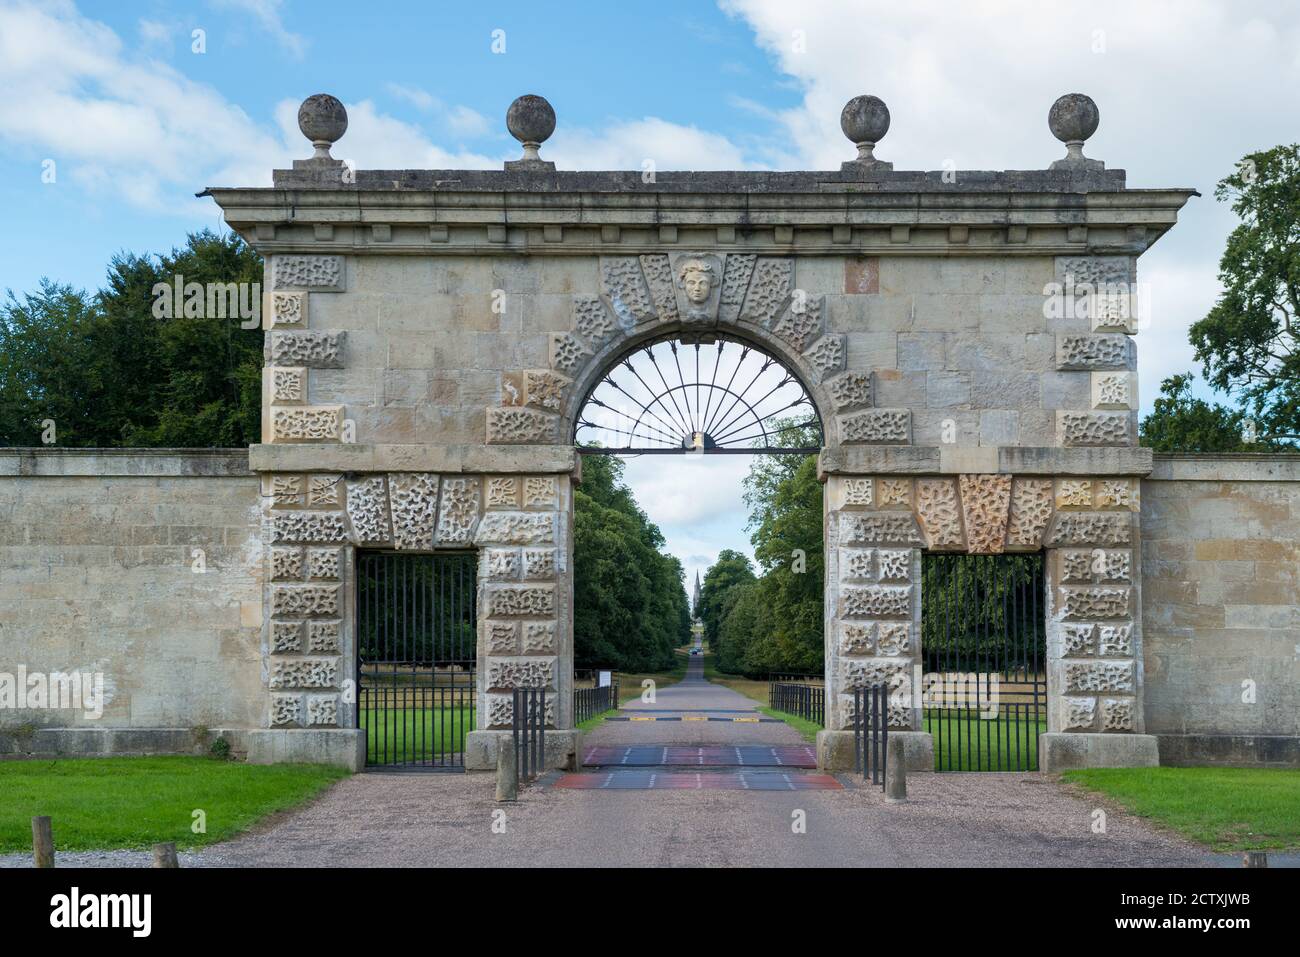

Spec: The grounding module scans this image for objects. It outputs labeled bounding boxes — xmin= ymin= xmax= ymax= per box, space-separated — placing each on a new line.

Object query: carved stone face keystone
xmin=670 ymin=253 xmax=723 ymax=323
xmin=678 ymin=260 xmax=715 ymax=304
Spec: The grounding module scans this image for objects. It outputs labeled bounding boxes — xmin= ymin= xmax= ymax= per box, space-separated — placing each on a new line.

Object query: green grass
xmin=361 ymin=706 xmax=474 ymax=762
xmin=1063 ymin=766 xmax=1300 ymax=851
xmin=0 ymin=757 xmax=348 ymax=852
xmin=925 ymin=710 xmax=1046 ymax=771
xmin=759 ymin=707 xmax=821 ymax=743
xmin=577 ymin=709 xmax=617 ymax=732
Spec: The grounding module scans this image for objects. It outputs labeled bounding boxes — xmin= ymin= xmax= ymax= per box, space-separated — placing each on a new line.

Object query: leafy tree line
xmin=1140 ymin=144 xmax=1300 ymax=451
xmin=0 ymin=231 xmax=262 ymax=447
xmin=573 ymin=454 xmax=691 ymax=672
xmin=703 ymin=422 xmax=825 ymax=677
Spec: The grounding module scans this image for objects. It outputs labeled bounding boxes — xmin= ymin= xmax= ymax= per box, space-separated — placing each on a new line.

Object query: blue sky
xmin=3 ymin=0 xmax=1300 ymax=587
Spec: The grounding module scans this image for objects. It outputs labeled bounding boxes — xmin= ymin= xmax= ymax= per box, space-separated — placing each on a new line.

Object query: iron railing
xmin=574 ymin=680 xmax=620 ymax=724
xmin=513 ymin=686 xmax=547 ymax=783
xmin=356 ymin=551 xmax=477 ymax=770
xmin=853 ymin=683 xmax=889 ymax=790
xmin=768 ymin=681 xmax=825 ymax=726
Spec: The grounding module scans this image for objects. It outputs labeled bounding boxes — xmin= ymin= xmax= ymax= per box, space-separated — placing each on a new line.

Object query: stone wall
xmin=1141 ymin=455 xmax=1300 ymax=766
xmin=0 ymin=450 xmax=264 ymax=752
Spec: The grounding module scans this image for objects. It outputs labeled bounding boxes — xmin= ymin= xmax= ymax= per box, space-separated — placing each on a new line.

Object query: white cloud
xmin=214 ymin=0 xmax=307 ymax=59
xmin=547 ymin=117 xmax=756 ymax=171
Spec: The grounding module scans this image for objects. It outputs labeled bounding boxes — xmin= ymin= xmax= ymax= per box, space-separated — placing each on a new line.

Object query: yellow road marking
xmin=733 ymin=717 xmax=760 ymax=723
xmin=682 ymin=716 xmax=708 ymax=722
xmin=629 ymin=716 xmax=656 ymax=721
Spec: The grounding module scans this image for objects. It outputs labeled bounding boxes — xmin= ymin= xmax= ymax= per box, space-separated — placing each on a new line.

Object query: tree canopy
xmin=1141 ymin=145 xmax=1300 ymax=449
xmin=0 ymin=230 xmax=262 ymax=447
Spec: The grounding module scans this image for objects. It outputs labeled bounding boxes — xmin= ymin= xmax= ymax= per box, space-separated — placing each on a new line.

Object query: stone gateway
xmin=1 ymin=93 xmax=1297 ymax=772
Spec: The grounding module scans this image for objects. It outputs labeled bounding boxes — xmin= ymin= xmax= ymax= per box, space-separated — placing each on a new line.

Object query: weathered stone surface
xmin=484 ymin=584 xmax=555 ymax=617
xmin=1056 ymin=334 xmax=1132 ymax=370
xmin=523 ymin=370 xmax=570 ymax=413
xmin=486 ymin=656 xmax=557 ymax=691
xmin=269 ymin=657 xmax=340 ymax=689
xmin=1060 ymin=585 xmax=1130 ymax=620
xmin=271 ymin=367 xmax=305 ymax=403
xmin=738 ymin=257 xmax=792 ymax=326
xmin=719 ymin=253 xmax=756 ymax=322
xmin=959 ymin=474 xmax=1011 ymax=554
xmin=839 ymin=409 xmax=909 ymax=444
xmin=486 ymin=407 xmax=560 ymax=444
xmin=550 ymin=332 xmax=592 ymax=376
xmin=273 ymin=255 xmax=344 ymax=291
xmin=1059 ymin=411 xmax=1131 ymax=447
xmin=828 ymin=372 xmax=872 ymax=411
xmin=842 ymin=477 xmax=873 ymax=506
xmin=1056 ymin=478 xmax=1093 ymax=508
xmin=1006 ymin=478 xmax=1053 ymax=548
xmin=272 ymin=406 xmax=342 ymax=442
xmin=1064 ymin=661 xmax=1135 ymax=694
xmin=271 ymin=331 xmax=345 ymax=368
xmin=639 ymin=254 xmax=680 ymax=323
xmin=600 ymin=257 xmax=656 ymax=326
xmin=1046 ymin=511 xmax=1132 ymax=546
xmin=916 ymin=478 xmax=963 ymax=549
xmin=269 ymin=291 xmax=305 ymax=326
xmin=804 ymin=334 xmax=847 ymax=378
xmin=436 ymin=476 xmax=481 ymax=544
xmin=388 ymin=472 xmax=438 ymax=549
xmin=270 ymin=584 xmax=341 ymax=618
xmin=572 ymin=295 xmax=619 ymax=345
xmin=476 ymin=511 xmax=556 ymax=545
xmin=771 ymin=295 xmax=824 ymax=353
xmin=271 ymin=510 xmax=350 ymax=544
xmin=346 ymin=476 xmax=391 ymax=545
xmin=841 ymin=585 xmax=912 ymax=619
xmin=840 ymin=512 xmax=925 ymax=546
xmin=840 ymin=548 xmax=875 ymax=582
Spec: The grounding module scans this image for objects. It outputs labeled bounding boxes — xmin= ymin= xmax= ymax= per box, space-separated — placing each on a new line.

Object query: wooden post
xmin=884 ymin=736 xmax=907 ymax=803
xmin=31 ymin=816 xmax=54 ymax=868
xmin=1242 ymin=851 xmax=1268 ymax=868
xmin=495 ymin=737 xmax=518 ymax=802
xmin=152 ymin=842 xmax=179 ymax=868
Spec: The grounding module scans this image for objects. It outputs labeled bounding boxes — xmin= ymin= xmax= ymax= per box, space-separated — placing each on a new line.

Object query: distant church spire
xmin=693 ymin=571 xmax=702 ymax=615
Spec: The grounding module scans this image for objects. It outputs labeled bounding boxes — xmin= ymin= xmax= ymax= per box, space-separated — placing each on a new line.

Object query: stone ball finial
xmin=297 ymin=94 xmax=348 ymax=161
xmin=840 ymin=94 xmax=890 ymax=163
xmin=1048 ymin=93 xmax=1099 ymax=145
xmin=506 ymin=94 xmax=556 ymax=162
xmin=1048 ymin=93 xmax=1103 ymax=171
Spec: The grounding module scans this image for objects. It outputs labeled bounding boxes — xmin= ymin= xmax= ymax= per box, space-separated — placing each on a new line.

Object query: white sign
xmin=598 ymin=671 xmax=612 ymax=688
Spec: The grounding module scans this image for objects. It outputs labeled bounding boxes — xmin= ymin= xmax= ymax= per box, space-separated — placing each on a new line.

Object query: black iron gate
xmin=357 ymin=551 xmax=477 ymax=769
xmin=921 ymin=553 xmax=1046 ymax=772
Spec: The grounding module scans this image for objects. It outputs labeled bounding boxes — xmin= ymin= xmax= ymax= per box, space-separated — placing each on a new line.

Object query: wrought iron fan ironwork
xmin=575 ymin=335 xmax=822 ymax=454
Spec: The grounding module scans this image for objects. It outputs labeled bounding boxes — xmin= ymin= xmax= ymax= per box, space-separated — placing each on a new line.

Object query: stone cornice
xmin=205 ymin=178 xmax=1197 ymax=258
xmin=1148 ymin=452 xmax=1300 ymax=482
xmin=818 ymin=445 xmax=1154 ymax=478
xmin=0 ymin=448 xmax=251 ymax=477
xmin=248 ymin=443 xmax=580 ymax=474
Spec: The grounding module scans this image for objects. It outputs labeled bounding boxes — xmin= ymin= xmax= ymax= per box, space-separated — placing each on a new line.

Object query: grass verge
xmin=360 ymin=706 xmax=474 ymax=762
xmin=1062 ymin=766 xmax=1300 ymax=851
xmin=0 ymin=757 xmax=348 ymax=852
xmin=758 ymin=707 xmax=821 ymax=743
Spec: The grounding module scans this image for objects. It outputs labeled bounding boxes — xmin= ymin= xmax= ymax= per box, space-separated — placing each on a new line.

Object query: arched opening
xmin=569 ymin=333 xmax=830 ymax=787
xmin=574 ymin=333 xmax=823 ymax=455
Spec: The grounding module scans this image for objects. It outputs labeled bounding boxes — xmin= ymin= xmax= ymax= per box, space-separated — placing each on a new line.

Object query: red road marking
xmin=552 ymin=771 xmax=842 ymax=791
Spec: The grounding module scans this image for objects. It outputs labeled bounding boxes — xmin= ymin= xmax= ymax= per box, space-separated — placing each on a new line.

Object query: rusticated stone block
xmin=1064 ymin=661 xmax=1134 ymax=694
xmin=436 ymin=476 xmax=481 ymax=544
xmin=486 ymin=407 xmax=559 ymax=444
xmin=1056 ymin=334 xmax=1132 ymax=371
xmin=639 ymin=254 xmax=680 ymax=323
xmin=550 ymin=332 xmax=592 ymax=376
xmin=1006 ymin=478 xmax=1053 ymax=548
xmin=572 ymin=295 xmax=619 ymax=344
xmin=840 ymin=513 xmax=925 ymax=546
xmin=1046 ymin=511 xmax=1132 ymax=547
xmin=523 ymin=370 xmax=570 ymax=413
xmin=959 ymin=474 xmax=1011 ymax=554
xmin=1058 ymin=411 xmax=1131 ymax=447
xmin=600 ymin=257 xmax=657 ymax=326
xmin=1063 ymin=696 xmax=1097 ymax=730
xmin=828 ymin=372 xmax=872 ymax=411
xmin=269 ymin=657 xmax=340 ymax=689
xmin=270 ymin=331 xmax=345 ymax=368
xmin=476 ymin=511 xmax=556 ymax=545
xmin=485 ymin=584 xmax=556 ymax=617
xmin=270 ymin=583 xmax=341 ymax=618
xmin=486 ymin=656 xmax=557 ymax=691
xmin=804 ymin=334 xmax=846 ymax=378
xmin=839 ymin=409 xmax=910 ymax=445
xmin=273 ymin=255 xmax=344 ymax=291
xmin=772 ymin=295 xmax=825 ymax=353
xmin=270 ymin=511 xmax=350 ymax=544
xmin=840 ymin=548 xmax=875 ymax=582
xmin=345 ymin=476 xmax=391 ymax=545
xmin=1059 ymin=585 xmax=1131 ymax=620
xmin=388 ymin=473 xmax=438 ymax=550
xmin=738 ymin=257 xmax=792 ymax=326
xmin=916 ymin=478 xmax=963 ymax=549
xmin=272 ymin=406 xmax=343 ymax=442
xmin=841 ymin=585 xmax=912 ymax=619
xmin=719 ymin=253 xmax=756 ymax=322
xmin=522 ymin=621 xmax=557 ymax=654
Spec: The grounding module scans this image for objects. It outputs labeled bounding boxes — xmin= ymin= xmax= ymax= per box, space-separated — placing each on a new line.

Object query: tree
xmin=698 ymin=549 xmax=755 ymax=658
xmin=1139 ymin=373 xmax=1271 ymax=452
xmin=1186 ymin=145 xmax=1300 ymax=444
xmin=0 ymin=230 xmax=262 ymax=449
xmin=572 ymin=454 xmax=690 ymax=672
